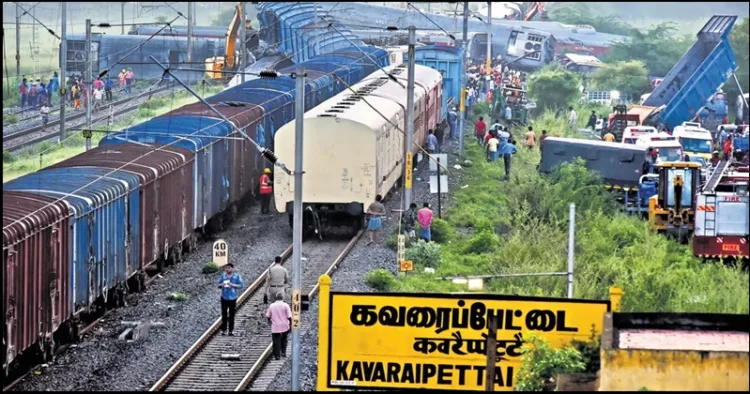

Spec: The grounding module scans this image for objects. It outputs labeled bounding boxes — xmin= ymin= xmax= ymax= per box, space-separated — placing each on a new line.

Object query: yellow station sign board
xmin=317 ymin=285 xmax=611 ymax=391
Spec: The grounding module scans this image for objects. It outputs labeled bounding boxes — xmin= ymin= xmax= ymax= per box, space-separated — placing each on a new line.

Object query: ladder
xmin=703 ymin=194 xmax=717 ymax=237
xmin=704 ymin=160 xmax=730 ymax=194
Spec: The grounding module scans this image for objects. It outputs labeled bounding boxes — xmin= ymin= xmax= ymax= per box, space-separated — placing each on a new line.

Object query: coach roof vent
xmin=319 ymin=114 xmax=338 ymax=118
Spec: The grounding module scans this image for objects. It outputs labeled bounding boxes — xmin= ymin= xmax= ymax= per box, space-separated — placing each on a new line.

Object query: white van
xmin=672 ymin=122 xmax=713 ymax=161
xmin=635 ymin=133 xmax=684 ymax=163
xmin=622 ymin=126 xmax=658 ymax=144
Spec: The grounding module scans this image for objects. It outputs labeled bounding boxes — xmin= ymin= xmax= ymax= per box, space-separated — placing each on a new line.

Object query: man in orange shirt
xmin=259 ymin=168 xmax=273 ymax=214
xmin=524 ymin=126 xmax=536 ymax=150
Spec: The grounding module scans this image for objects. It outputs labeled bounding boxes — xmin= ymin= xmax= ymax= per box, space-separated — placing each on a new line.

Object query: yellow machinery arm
xmin=224 ymin=2 xmax=244 ymax=69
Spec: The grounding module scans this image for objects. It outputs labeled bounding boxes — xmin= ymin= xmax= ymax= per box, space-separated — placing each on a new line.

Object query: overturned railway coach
xmin=273 ymin=63 xmax=443 ymax=235
xmin=61 ymin=34 xmax=226 ymax=81
xmin=4 ymin=46 xmax=390 ymax=377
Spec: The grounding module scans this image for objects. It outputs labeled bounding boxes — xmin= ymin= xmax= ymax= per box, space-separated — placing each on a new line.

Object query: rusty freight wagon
xmin=3 ymin=192 xmax=71 ymax=375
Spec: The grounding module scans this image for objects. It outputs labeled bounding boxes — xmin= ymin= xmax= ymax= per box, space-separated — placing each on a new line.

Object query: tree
xmin=546 ymin=3 xmax=636 ymax=36
xmin=589 ymin=60 xmax=651 ymax=98
xmin=726 ymin=17 xmax=749 ymax=109
xmin=528 ymin=64 xmax=582 ymax=112
xmin=605 ymin=22 xmax=692 ymax=77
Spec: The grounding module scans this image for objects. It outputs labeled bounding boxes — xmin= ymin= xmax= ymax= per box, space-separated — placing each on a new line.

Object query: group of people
xmin=66 ymin=73 xmax=122 ymax=111
xmin=18 ymin=72 xmax=59 ymax=109
xmin=475 ymin=116 xmax=547 ymax=180
xmin=215 ymin=256 xmax=292 ymax=361
xmin=364 ymin=194 xmax=436 ymax=245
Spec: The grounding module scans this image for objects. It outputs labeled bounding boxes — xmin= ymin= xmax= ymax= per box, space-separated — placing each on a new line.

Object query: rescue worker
xmin=119 ymin=69 xmax=127 ymax=91
xmin=125 ymin=68 xmax=135 ymax=94
xmin=265 ymin=291 xmax=291 ymax=360
xmin=265 ymin=256 xmax=289 ymax=303
xmin=448 ymin=107 xmax=457 ymax=140
xmin=603 ymin=131 xmax=616 ymax=142
xmin=723 ymin=135 xmax=734 ymax=160
xmin=259 ymin=168 xmax=273 ymax=214
xmin=710 ymin=151 xmax=721 ymax=166
xmin=216 ymin=263 xmax=244 ymax=336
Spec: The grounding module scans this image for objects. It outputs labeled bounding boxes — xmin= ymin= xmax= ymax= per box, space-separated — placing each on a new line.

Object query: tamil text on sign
xmin=321 ymin=292 xmax=610 ymax=391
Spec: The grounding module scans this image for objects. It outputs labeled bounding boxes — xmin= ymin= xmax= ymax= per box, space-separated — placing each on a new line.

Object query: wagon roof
xmin=3 ymin=191 xmax=70 ymax=247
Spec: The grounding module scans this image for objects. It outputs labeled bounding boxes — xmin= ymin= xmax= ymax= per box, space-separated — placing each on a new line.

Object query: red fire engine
xmin=693 ymin=161 xmax=750 ymax=260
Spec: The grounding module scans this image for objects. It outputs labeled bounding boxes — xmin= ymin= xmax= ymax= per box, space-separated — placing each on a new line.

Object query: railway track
xmin=150 ymin=232 xmax=363 ymax=392
xmin=2 ymin=83 xmax=174 ymax=152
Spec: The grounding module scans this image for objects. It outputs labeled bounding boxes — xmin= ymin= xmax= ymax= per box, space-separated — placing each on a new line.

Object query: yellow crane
xmin=205 ymin=2 xmax=246 ymax=80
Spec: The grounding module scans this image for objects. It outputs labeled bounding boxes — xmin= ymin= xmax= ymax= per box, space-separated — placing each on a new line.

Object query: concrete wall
xmin=599 ymin=312 xmax=749 ymax=392
xmin=600 ymin=348 xmax=749 ymax=391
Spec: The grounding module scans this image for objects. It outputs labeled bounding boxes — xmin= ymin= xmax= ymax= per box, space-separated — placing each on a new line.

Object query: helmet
xmin=264 ymin=168 xmax=271 ymax=174
xmin=122 ymin=69 xmax=126 ymax=73
xmin=713 ymin=150 xmax=719 ymax=155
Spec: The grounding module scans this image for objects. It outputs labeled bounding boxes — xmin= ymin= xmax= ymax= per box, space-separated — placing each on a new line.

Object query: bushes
xmin=515 ymin=334 xmax=586 ymax=391
xmin=365 ymin=268 xmax=396 ymax=291
xmin=430 ymin=218 xmax=455 ymax=244
xmin=405 ymin=240 xmax=442 ymax=268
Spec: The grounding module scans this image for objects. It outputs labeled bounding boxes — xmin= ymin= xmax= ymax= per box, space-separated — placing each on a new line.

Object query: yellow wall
xmin=600 ymin=349 xmax=749 ymax=391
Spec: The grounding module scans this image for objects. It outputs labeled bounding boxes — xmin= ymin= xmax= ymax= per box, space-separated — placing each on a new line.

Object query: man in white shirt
xmin=568 ymin=106 xmax=578 ymax=129
xmin=93 ymin=88 xmax=104 ymax=110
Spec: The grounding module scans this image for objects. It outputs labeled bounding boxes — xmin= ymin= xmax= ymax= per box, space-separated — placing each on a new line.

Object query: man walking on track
xmin=265 ymin=256 xmax=288 ymax=303
xmin=217 ymin=263 xmax=244 ymax=336
xmin=259 ymin=168 xmax=273 ymax=214
xmin=265 ymin=292 xmax=292 ymax=360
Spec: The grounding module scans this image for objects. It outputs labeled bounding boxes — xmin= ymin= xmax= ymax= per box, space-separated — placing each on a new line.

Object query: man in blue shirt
xmin=426 ymin=129 xmax=438 ymax=154
xmin=499 ymin=139 xmax=519 ymax=181
xmin=216 ymin=263 xmax=245 ymax=336
xmin=104 ymin=76 xmax=114 ymax=101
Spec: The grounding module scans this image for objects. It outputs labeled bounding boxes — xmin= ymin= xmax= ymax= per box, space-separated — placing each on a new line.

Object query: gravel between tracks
xmin=266 ymin=132 xmax=467 ymax=391
xmin=12 ymin=204 xmax=291 ymax=392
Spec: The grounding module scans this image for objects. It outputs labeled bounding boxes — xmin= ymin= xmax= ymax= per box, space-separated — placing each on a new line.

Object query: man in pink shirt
xmin=417 ymin=202 xmax=433 ymax=242
xmin=265 ymin=291 xmax=292 ymax=360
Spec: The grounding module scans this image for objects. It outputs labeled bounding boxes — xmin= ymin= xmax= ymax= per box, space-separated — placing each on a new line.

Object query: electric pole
xmin=187 ymin=1 xmax=193 ymax=78
xmin=239 ymin=2 xmax=246 ymax=84
xmin=121 ymin=2 xmax=126 ymax=34
xmin=291 ymin=66 xmax=306 ymax=392
xmin=60 ymin=2 xmax=68 ymax=141
xmin=85 ymin=19 xmax=92 ymax=151
xmin=486 ymin=2 xmax=492 ymax=76
xmin=458 ymin=1 xmax=468 ymax=154
xmin=404 ymin=26 xmax=416 ymax=211
xmin=15 ymin=2 xmax=20 ymax=80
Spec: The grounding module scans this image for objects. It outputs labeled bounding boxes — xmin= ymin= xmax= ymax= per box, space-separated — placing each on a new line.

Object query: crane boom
xmin=224 ymin=2 xmax=243 ymax=69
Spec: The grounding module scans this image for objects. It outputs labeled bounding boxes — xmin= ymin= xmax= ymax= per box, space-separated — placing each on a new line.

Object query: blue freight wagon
xmin=3 ymin=167 xmax=141 ymax=313
xmin=405 ymin=45 xmax=465 ymax=130
xmin=642 ymin=16 xmax=738 ymax=130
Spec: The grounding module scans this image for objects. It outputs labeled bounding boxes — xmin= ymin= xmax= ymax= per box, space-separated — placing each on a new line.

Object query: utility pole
xmin=567 ymin=203 xmax=576 ymax=299
xmin=458 ymin=1 xmax=468 ymax=154
xmin=85 ymin=19 xmax=92 ymax=151
xmin=404 ymin=26 xmax=416 ymax=211
xmin=291 ymin=66 xmax=305 ymax=392
xmin=239 ymin=2 xmax=246 ymax=84
xmin=121 ymin=2 xmax=126 ymax=34
xmin=486 ymin=1 xmax=492 ymax=77
xmin=187 ymin=1 xmax=193 ymax=77
xmin=15 ymin=2 xmax=20 ymax=80
xmin=60 ymin=2 xmax=68 ymax=140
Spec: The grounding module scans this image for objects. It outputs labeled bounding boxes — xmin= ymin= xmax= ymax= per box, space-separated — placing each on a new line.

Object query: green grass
xmin=392 ymin=107 xmax=749 ymax=314
xmin=2 ymin=85 xmax=223 ymax=183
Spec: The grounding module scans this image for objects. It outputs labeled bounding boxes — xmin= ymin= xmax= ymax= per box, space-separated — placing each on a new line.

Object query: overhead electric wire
xmin=406 ymin=2 xmax=456 ymax=40
xmin=163 ymin=2 xmax=188 ymax=20
xmin=4 ymin=48 xmax=382 ymax=229
xmin=12 ymin=1 xmax=61 ymax=40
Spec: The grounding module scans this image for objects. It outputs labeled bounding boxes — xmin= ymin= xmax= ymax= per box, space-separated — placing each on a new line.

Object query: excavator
xmin=521 ymin=2 xmax=547 ymax=21
xmin=648 ymin=161 xmax=703 ymax=242
xmin=205 ymin=2 xmax=255 ymax=80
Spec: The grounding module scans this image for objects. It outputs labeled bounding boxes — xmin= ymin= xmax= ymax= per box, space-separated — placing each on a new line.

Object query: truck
xmin=692 ymin=161 xmax=749 ymax=260
xmin=640 ymin=16 xmax=738 ymax=130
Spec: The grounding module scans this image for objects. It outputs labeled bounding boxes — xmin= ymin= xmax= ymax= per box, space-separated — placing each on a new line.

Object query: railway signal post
xmin=404 ymin=26 xmax=416 ymax=211
xmin=291 ymin=66 xmax=306 ymax=391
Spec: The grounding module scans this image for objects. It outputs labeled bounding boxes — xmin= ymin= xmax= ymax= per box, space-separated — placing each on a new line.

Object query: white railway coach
xmin=273 ymin=63 xmax=443 ymax=235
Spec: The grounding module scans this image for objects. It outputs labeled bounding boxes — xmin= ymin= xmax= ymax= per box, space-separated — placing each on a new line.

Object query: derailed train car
xmin=61 ymin=34 xmax=225 ymax=81
xmin=539 ymin=137 xmax=649 ymax=188
xmin=4 ymin=46 xmax=390 ymax=376
xmin=273 ymin=63 xmax=443 ymax=235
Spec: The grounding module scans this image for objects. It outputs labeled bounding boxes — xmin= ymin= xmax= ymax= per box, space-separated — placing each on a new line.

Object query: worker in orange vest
xmin=259 ymin=168 xmax=273 ymax=214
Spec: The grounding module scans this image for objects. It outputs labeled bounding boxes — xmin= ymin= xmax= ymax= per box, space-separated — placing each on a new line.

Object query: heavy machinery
xmin=648 ymin=162 xmax=703 ymax=241
xmin=205 ymin=2 xmax=257 ymax=80
xmin=693 ymin=161 xmax=749 ymax=260
xmin=604 ymin=104 xmax=642 ymax=142
xmin=493 ymin=83 xmax=529 ymax=125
